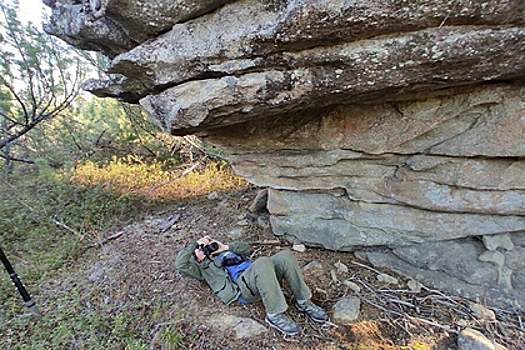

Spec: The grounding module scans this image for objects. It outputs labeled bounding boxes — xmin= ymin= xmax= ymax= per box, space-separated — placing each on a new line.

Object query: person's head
xmin=194 ymin=247 xmax=206 ymax=262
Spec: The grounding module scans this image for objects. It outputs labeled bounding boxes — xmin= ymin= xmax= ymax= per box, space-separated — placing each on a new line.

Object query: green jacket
xmin=175 ymin=241 xmax=252 ymax=305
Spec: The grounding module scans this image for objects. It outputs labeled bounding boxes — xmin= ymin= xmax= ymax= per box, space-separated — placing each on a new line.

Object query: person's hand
xmin=210 ymin=239 xmax=229 ymax=254
xmin=196 ymin=235 xmax=211 ymax=246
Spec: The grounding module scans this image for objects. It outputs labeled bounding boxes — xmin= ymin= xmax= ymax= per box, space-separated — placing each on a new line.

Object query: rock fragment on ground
xmin=334 ymin=261 xmax=349 ymax=274
xmin=228 ymin=229 xmax=244 ymax=239
xmin=208 ymin=315 xmax=268 ymax=339
xmin=468 ymin=303 xmax=496 ymax=320
xmin=292 ymin=244 xmax=306 ymax=252
xmin=207 ymin=191 xmax=219 ymax=200
xmin=303 ymin=261 xmax=324 ymax=276
xmin=332 ymin=296 xmax=361 ymax=323
xmin=341 ymin=280 xmax=361 ymax=294
xmin=407 ymin=279 xmax=423 ymax=293
xmin=457 ymin=328 xmax=508 ymax=350
xmin=249 ymin=189 xmax=268 ymax=213
xmin=377 ymin=273 xmax=399 ymax=286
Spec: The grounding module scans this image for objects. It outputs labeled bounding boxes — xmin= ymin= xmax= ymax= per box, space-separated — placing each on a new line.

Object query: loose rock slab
xmin=332 ymin=296 xmax=361 ymax=323
xmin=457 ymin=328 xmax=508 ymax=350
xmin=208 ymin=315 xmax=267 ymax=339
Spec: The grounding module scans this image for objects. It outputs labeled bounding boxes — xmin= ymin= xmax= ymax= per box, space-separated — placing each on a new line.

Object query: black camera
xmin=221 ymin=252 xmax=246 ymax=267
xmin=199 ymin=242 xmax=219 ymax=256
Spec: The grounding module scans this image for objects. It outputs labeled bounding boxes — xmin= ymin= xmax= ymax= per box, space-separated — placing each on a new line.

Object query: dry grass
xmin=67 ymin=157 xmax=247 ymax=200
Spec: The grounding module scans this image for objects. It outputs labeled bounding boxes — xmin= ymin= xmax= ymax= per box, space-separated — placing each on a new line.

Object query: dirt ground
xmin=62 ymin=186 xmax=521 ymax=349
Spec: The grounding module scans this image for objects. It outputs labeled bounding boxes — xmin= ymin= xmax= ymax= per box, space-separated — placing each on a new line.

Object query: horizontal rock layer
xmin=69 ymin=0 xmax=525 ymax=106
xmin=207 ymin=84 xmax=525 ymax=215
xmin=267 ymin=189 xmax=524 ymax=248
xmin=110 ymin=0 xmax=525 ymax=83
xmin=141 ymin=26 xmax=525 ymax=135
xmin=44 ymin=0 xmax=234 ymax=57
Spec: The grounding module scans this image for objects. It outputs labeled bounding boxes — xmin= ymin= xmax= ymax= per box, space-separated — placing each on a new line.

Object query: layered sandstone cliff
xmin=44 ymin=0 xmax=525 ymax=310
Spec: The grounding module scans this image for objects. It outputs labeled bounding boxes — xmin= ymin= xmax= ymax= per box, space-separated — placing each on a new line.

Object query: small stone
xmin=330 ymin=269 xmax=339 ymax=283
xmin=303 ymin=261 xmax=324 ymax=276
xmin=292 ymin=244 xmax=306 ymax=252
xmin=457 ymin=319 xmax=468 ymax=327
xmin=342 ymin=280 xmax=361 ymax=294
xmin=377 ymin=273 xmax=399 ymax=285
xmin=332 ymin=296 xmax=361 ymax=323
xmin=237 ymin=214 xmax=246 ymax=220
xmin=232 ymin=317 xmax=267 ymax=339
xmin=407 ymin=279 xmax=423 ymax=292
xmin=207 ymin=191 xmax=219 ymax=200
xmin=353 ymin=251 xmax=368 ymax=260
xmin=334 ymin=261 xmax=349 ymax=274
xmin=469 ymin=302 xmax=496 ymax=320
xmin=249 ymin=189 xmax=268 ymax=213
xmin=257 ymin=216 xmax=270 ymax=228
xmin=457 ymin=328 xmax=508 ymax=350
xmin=236 ymin=220 xmax=249 ymax=227
xmin=228 ymin=229 xmax=244 ymax=239
xmin=482 ymin=234 xmax=514 ymax=251
xmin=478 ymin=251 xmax=505 ymax=267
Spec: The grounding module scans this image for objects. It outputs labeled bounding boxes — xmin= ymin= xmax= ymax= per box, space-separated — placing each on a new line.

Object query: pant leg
xmin=271 ymin=251 xmax=312 ymax=301
xmin=238 ymin=257 xmax=289 ymax=315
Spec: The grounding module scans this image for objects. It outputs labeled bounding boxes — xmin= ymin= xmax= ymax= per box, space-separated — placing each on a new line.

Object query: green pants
xmin=237 ymin=251 xmax=312 ymax=315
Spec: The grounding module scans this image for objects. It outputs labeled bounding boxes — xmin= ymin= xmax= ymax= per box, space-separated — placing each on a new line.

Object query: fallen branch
xmin=153 ymin=214 xmax=181 ymax=234
xmin=361 ymin=290 xmax=459 ymax=335
xmin=148 ymin=160 xmax=203 ymax=195
xmin=88 ymin=231 xmax=126 ymax=248
xmin=249 ymin=240 xmax=283 ymax=246
xmin=183 ymin=136 xmax=228 ymax=161
xmin=351 ymin=260 xmax=386 ymax=276
xmin=407 ymin=315 xmax=458 ymax=334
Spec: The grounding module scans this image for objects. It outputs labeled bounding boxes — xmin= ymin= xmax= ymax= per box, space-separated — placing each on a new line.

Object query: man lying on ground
xmin=175 ymin=235 xmax=328 ymax=335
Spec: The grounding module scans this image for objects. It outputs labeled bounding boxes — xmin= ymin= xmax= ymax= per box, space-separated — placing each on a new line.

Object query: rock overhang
xmin=44 ymin=1 xmax=525 ymax=134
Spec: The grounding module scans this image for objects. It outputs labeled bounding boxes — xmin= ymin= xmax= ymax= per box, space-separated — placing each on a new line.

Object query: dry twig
xmin=351 ymin=273 xmax=523 ymax=348
xmin=148 ymin=160 xmax=203 ymax=195
xmin=250 ymin=240 xmax=283 ymax=246
xmin=88 ymin=231 xmax=126 ymax=248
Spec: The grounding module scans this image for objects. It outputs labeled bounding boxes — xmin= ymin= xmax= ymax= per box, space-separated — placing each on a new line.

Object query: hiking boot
xmin=265 ymin=313 xmax=301 ymax=336
xmin=295 ymin=299 xmax=328 ymax=323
